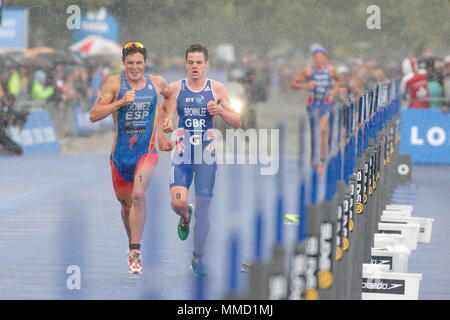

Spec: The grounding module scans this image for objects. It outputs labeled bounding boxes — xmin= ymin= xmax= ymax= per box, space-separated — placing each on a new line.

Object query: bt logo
xmin=196 ymin=96 xmax=204 ymax=104
xmin=185 ymin=96 xmax=205 ymax=104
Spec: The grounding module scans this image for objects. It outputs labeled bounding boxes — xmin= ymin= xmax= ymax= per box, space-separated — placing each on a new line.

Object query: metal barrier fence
xmin=210 ymin=78 xmax=419 ymax=300
xmin=3 ymin=78 xmax=425 ymax=300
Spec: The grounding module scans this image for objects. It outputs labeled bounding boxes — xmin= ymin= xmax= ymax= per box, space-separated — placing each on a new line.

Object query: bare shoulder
xmin=149 ymin=74 xmax=166 ymax=91
xmin=211 ymin=79 xmax=227 ymax=93
xmin=169 ymin=79 xmax=182 ymax=89
xmin=103 ymin=74 xmax=121 ymax=92
xmin=164 ymin=79 xmax=182 ymax=95
xmin=303 ymin=65 xmax=313 ymax=76
xmin=150 ymin=74 xmax=165 ymax=85
xmin=95 ymin=75 xmax=120 ymax=103
xmin=105 ymin=74 xmax=120 ymax=85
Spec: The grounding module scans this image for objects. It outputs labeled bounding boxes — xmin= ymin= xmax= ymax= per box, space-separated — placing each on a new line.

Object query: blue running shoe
xmin=190 ymin=256 xmax=208 ymax=277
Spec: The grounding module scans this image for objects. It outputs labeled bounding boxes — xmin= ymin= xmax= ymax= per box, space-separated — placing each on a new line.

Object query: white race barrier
xmin=382 ymin=209 xmax=411 ymax=218
xmin=371 ymin=245 xmax=411 ymax=273
xmin=380 ymin=215 xmax=434 ymax=244
xmin=362 ymin=268 xmax=422 ymax=300
xmin=363 ymin=263 xmax=390 ymax=272
xmin=377 ymin=223 xmax=420 ymax=251
xmin=385 ymin=204 xmax=413 ymax=213
xmin=374 ymin=233 xmax=407 ymax=249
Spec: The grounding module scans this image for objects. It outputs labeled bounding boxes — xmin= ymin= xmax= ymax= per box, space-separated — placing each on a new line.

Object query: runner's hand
xmin=158 ymin=135 xmax=173 ymax=151
xmin=120 ymin=89 xmax=135 ymax=106
xmin=207 ymin=101 xmax=221 ymax=115
xmin=162 ymin=117 xmax=174 ymax=133
xmin=306 ymin=80 xmax=316 ymax=90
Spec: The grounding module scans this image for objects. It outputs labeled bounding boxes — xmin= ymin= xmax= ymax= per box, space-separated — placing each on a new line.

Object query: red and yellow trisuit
xmin=110 ymin=73 xmax=158 ymax=197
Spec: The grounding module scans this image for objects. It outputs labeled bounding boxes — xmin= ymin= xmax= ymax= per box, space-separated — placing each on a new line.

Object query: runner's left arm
xmin=329 ymin=66 xmax=340 ymax=102
xmin=153 ymin=76 xmax=176 ymax=133
xmin=156 ymin=103 xmax=173 ymax=151
xmin=208 ymin=82 xmax=241 ymax=128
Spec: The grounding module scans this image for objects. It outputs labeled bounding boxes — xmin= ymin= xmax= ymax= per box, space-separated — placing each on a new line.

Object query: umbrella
xmin=0 ymin=54 xmax=22 ymax=68
xmin=26 ymin=47 xmax=54 ymax=56
xmin=27 ymin=47 xmax=82 ymax=65
xmin=69 ymin=35 xmax=122 ymax=57
xmin=22 ymin=55 xmax=53 ymax=69
xmin=39 ymin=50 xmax=83 ymax=65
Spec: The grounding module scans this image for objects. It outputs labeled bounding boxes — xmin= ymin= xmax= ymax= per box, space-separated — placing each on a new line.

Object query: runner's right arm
xmin=89 ymin=76 xmax=134 ymax=122
xmin=291 ymin=67 xmax=315 ymax=90
xmin=156 ymin=81 xmax=180 ymax=151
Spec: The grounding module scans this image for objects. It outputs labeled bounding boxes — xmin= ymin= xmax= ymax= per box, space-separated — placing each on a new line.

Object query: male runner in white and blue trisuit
xmin=291 ymin=45 xmax=339 ymax=172
xmin=159 ymin=44 xmax=241 ymax=276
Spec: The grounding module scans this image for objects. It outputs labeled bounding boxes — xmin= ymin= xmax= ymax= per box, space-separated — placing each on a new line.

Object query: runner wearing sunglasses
xmin=90 ymin=41 xmax=176 ymax=274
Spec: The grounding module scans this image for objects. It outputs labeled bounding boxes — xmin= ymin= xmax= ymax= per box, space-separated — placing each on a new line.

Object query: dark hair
xmin=122 ymin=43 xmax=147 ymax=61
xmin=185 ymin=44 xmax=208 ymax=61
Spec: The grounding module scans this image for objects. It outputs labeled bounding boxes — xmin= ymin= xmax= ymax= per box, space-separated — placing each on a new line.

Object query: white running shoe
xmin=128 ymin=250 xmax=143 ymax=274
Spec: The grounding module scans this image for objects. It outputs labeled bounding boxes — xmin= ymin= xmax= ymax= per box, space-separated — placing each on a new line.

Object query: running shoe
xmin=241 ymin=261 xmax=251 ymax=273
xmin=178 ymin=203 xmax=194 ymax=241
xmin=128 ymin=250 xmax=143 ymax=274
xmin=190 ymin=256 xmax=208 ymax=277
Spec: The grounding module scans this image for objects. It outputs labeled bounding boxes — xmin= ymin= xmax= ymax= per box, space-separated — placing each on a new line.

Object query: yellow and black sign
xmin=318 ymin=270 xmax=334 ymax=289
xmin=304 ymin=288 xmax=319 ymax=300
xmin=363 ymin=194 xmax=368 ymax=204
xmin=342 ymin=237 xmax=350 ymax=251
xmin=355 ymin=202 xmax=363 ymax=214
xmin=349 ymin=219 xmax=354 ymax=232
xmin=335 ymin=246 xmax=343 ymax=261
xmin=368 ymin=186 xmax=373 ymax=196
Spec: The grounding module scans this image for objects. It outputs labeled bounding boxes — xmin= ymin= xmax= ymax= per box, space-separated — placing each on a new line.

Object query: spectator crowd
xmin=1 ymin=46 xmax=449 ymax=156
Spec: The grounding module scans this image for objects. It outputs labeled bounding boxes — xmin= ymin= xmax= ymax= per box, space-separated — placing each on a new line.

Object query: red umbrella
xmin=69 ymin=35 xmax=122 ymax=57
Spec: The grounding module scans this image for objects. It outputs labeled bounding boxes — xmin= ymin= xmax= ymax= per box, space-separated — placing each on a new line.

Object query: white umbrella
xmin=69 ymin=35 xmax=122 ymax=57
